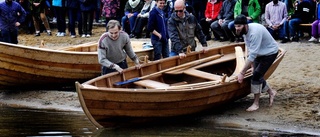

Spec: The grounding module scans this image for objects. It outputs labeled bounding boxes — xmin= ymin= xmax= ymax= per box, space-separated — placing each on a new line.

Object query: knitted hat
xmin=234 ymin=15 xmax=247 ymax=25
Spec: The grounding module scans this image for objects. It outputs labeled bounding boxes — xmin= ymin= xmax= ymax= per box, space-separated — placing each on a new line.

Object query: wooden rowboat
xmin=75 ymin=43 xmax=286 ymax=128
xmin=0 ymin=41 xmax=153 ymax=89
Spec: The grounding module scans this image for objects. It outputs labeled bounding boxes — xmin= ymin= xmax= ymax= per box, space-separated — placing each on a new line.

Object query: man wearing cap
xmin=234 ymin=14 xmax=279 ymax=112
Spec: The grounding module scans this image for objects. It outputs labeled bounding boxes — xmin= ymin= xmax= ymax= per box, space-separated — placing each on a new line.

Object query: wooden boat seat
xmin=183 ymin=69 xmax=222 ymax=81
xmin=134 ymin=79 xmax=170 ymax=89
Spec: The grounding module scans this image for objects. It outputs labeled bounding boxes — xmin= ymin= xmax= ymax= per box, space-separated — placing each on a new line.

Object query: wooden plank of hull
xmin=76 ymin=76 xmax=251 ymax=127
xmin=57 ymin=41 xmax=154 ymax=67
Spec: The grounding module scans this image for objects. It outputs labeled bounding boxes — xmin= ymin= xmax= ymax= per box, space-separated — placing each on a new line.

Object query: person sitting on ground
xmin=130 ymin=0 xmax=156 ymax=38
xmin=281 ymin=0 xmax=313 ymax=43
xmin=199 ymin=0 xmax=223 ymax=41
xmin=98 ymin=20 xmax=141 ymax=75
xmin=228 ymin=0 xmax=261 ymax=42
xmin=167 ymin=0 xmax=208 ymax=59
xmin=121 ymin=0 xmax=144 ymax=35
xmin=234 ymin=14 xmax=278 ymax=112
xmin=265 ymin=0 xmax=288 ymax=40
xmin=210 ymin=0 xmax=237 ymax=42
xmin=308 ymin=0 xmax=320 ymax=42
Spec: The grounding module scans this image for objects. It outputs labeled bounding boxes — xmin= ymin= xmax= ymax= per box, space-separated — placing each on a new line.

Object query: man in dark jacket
xmin=167 ymin=0 xmax=207 ymax=58
xmin=0 ymin=0 xmax=26 ymax=44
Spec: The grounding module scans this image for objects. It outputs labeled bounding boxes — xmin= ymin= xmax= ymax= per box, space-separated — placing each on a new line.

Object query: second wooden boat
xmin=0 ymin=41 xmax=153 ymax=89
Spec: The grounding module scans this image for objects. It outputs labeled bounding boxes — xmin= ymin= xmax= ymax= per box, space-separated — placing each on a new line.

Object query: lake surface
xmin=0 ymin=107 xmax=314 ymax=137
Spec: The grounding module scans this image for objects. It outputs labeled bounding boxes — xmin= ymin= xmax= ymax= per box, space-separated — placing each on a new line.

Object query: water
xmin=0 ymin=107 xmax=97 ymax=137
xmin=0 ymin=107 xmax=315 ymax=137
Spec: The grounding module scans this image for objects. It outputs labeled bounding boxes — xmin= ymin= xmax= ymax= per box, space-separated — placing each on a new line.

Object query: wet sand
xmin=0 ymin=26 xmax=319 ymax=135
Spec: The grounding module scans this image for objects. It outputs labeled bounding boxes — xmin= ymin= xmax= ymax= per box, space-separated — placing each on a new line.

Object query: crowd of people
xmin=1 ymin=0 xmax=318 ymax=44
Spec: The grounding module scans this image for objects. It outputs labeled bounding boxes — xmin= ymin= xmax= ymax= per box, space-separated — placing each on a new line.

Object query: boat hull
xmin=0 ymin=41 xmax=152 ymax=89
xmin=76 ymin=43 xmax=286 ymax=128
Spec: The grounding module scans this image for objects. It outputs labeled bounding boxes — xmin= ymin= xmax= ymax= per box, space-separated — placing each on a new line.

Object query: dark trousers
xmin=1 ymin=29 xmax=18 ymax=44
xmin=121 ymin=14 xmax=137 ymax=34
xmin=54 ymin=6 xmax=66 ymax=33
xmin=68 ymin=8 xmax=78 ymax=35
xmin=132 ymin=17 xmax=148 ymax=36
xmin=77 ymin=10 xmax=83 ymax=35
xmin=82 ymin=10 xmax=94 ymax=35
xmin=251 ymin=52 xmax=278 ymax=87
xmin=200 ymin=18 xmax=215 ymax=36
xmin=101 ymin=59 xmax=128 ymax=75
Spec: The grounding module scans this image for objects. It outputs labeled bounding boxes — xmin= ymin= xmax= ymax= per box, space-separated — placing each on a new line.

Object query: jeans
xmin=266 ymin=25 xmax=286 ymax=40
xmin=169 ymin=51 xmax=178 ymax=57
xmin=101 ymin=59 xmax=128 ymax=75
xmin=152 ymin=40 xmax=169 ymax=60
xmin=283 ymin=18 xmax=302 ymax=38
xmin=121 ymin=15 xmax=137 ymax=34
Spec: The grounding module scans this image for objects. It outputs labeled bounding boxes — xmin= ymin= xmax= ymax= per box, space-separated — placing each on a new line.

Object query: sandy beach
xmin=0 ymin=26 xmax=319 ymax=135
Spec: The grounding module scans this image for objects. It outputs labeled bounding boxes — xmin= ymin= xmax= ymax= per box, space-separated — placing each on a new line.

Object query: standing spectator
xmin=130 ymin=0 xmax=156 ymax=38
xmin=308 ymin=0 xmax=320 ymax=42
xmin=210 ymin=0 xmax=236 ymax=42
xmin=167 ymin=0 xmax=208 ymax=58
xmin=281 ymin=0 xmax=313 ymax=43
xmin=234 ymin=15 xmax=278 ymax=112
xmin=265 ymin=0 xmax=288 ymax=40
xmin=101 ymin=0 xmax=120 ymax=31
xmin=95 ymin=0 xmax=101 ymax=23
xmin=80 ymin=0 xmax=97 ymax=38
xmin=19 ymin=0 xmax=34 ymax=34
xmin=29 ymin=0 xmax=52 ymax=36
xmin=0 ymin=0 xmax=26 ymax=44
xmin=148 ymin=0 xmax=169 ymax=60
xmin=52 ymin=0 xmax=66 ymax=37
xmin=66 ymin=0 xmax=80 ymax=38
xmin=98 ymin=20 xmax=141 ymax=74
xmin=228 ymin=0 xmax=261 ymax=42
xmin=200 ymin=0 xmax=223 ymax=41
xmin=121 ymin=0 xmax=144 ymax=34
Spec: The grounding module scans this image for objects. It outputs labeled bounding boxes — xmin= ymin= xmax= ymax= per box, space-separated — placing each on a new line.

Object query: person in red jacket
xmin=199 ymin=0 xmax=223 ymax=41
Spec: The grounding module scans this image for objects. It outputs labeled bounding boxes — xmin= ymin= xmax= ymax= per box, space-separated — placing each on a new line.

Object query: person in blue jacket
xmin=0 ymin=0 xmax=26 ymax=44
xmin=148 ymin=0 xmax=169 ymax=60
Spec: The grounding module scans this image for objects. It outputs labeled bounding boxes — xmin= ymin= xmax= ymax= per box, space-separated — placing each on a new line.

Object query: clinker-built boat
xmin=75 ymin=43 xmax=286 ymax=128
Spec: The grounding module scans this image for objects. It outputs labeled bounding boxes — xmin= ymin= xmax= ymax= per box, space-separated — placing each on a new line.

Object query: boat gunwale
xmin=77 ymin=47 xmax=286 ymax=94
